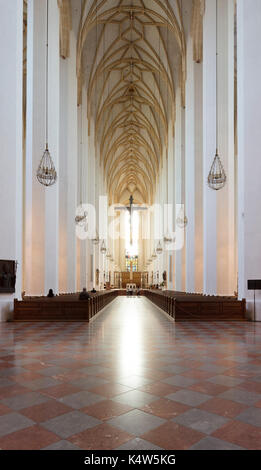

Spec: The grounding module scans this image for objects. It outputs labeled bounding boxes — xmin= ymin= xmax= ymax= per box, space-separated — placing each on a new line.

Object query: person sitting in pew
xmin=79 ymin=288 xmax=90 ymax=300
xmin=47 ymin=289 xmax=54 ymax=298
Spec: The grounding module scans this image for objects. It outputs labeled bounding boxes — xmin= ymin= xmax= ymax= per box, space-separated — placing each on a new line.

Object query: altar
xmin=114 ymin=272 xmax=148 ymax=289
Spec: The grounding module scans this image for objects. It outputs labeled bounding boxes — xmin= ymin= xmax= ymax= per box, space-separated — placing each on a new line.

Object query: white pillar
xmin=174 ymin=89 xmax=183 ymax=291
xmin=216 ymin=0 xmax=236 ymax=295
xmin=0 ymin=0 xmax=23 ymax=321
xmin=194 ymin=62 xmax=204 ymax=293
xmin=25 ymin=0 xmax=46 ymax=295
xmin=185 ymin=37 xmax=196 ymax=292
xmin=237 ymin=0 xmax=261 ymax=320
xmin=203 ymin=0 xmax=235 ymax=296
xmin=78 ymin=92 xmax=87 ymax=290
xmin=45 ymin=0 xmax=60 ymax=294
xmin=59 ymin=23 xmax=78 ymax=293
xmin=203 ymin=0 xmax=217 ymax=294
xmin=167 ymin=121 xmax=175 ymax=290
xmin=185 ymin=37 xmax=204 ymax=293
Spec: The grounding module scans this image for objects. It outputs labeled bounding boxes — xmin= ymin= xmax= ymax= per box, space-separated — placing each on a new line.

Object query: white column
xmin=78 ymin=91 xmax=87 ymax=289
xmin=0 ymin=0 xmax=23 ymax=321
xmin=185 ymin=37 xmax=204 ymax=293
xmin=45 ymin=0 xmax=60 ymax=294
xmin=237 ymin=0 xmax=261 ymax=320
xmin=174 ymin=89 xmax=183 ymax=290
xmin=25 ymin=0 xmax=46 ymax=296
xmin=185 ymin=37 xmax=196 ymax=292
xmin=203 ymin=0 xmax=217 ymax=294
xmin=167 ymin=121 xmax=175 ymax=290
xmin=194 ymin=62 xmax=204 ymax=293
xmin=216 ymin=0 xmax=236 ymax=295
xmin=59 ymin=22 xmax=78 ymax=293
xmin=174 ymin=90 xmax=186 ymax=291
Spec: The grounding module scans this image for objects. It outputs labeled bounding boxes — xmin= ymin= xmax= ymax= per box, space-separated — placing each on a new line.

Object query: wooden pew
xmin=13 ymin=290 xmax=119 ymax=322
xmin=143 ymin=290 xmax=246 ymax=321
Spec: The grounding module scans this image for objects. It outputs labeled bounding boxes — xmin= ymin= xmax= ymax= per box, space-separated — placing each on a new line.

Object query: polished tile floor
xmin=0 ymin=297 xmax=261 ymax=450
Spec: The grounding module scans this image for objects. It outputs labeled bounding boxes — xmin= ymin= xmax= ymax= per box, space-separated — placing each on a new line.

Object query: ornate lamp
xmin=208 ymin=152 xmax=226 ymax=190
xmin=91 ymin=232 xmax=100 ymax=245
xmin=37 ymin=0 xmax=57 ymax=187
xmin=37 ymin=146 xmax=57 ymax=187
xmin=176 ymin=209 xmax=188 ymax=229
xmin=207 ymin=0 xmax=227 ymax=191
xmin=164 ymin=233 xmax=174 ymax=245
xmin=152 ymin=250 xmax=157 ymax=260
xmin=75 ymin=208 xmax=87 ymax=226
xmin=156 ymin=241 xmax=163 ymax=255
xmin=100 ymin=240 xmax=107 ymax=255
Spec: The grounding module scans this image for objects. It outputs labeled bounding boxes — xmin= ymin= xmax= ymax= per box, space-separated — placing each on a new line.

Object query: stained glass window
xmin=125 ymin=255 xmax=138 ymax=272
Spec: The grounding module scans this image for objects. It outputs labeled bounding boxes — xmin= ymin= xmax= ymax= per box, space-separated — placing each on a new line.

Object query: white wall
xmin=237 ymin=0 xmax=261 ymax=320
xmin=0 ymin=0 xmax=23 ymax=321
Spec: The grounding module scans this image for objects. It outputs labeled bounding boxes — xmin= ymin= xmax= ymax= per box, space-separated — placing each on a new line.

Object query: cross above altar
xmin=115 ymin=195 xmax=148 ymax=245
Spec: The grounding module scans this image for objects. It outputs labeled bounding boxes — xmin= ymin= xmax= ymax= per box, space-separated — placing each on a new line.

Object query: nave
xmin=0 ymin=297 xmax=261 ymax=450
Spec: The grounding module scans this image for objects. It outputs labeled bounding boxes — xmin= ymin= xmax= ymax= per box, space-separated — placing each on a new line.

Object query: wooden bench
xmin=143 ymin=290 xmax=246 ymax=321
xmin=13 ymin=290 xmax=119 ymax=322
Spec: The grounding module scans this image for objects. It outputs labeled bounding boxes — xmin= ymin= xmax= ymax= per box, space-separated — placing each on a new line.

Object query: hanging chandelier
xmin=164 ymin=233 xmax=174 ymax=245
xmin=176 ymin=208 xmax=188 ymax=229
xmin=92 ymin=231 xmax=100 ymax=245
xmin=152 ymin=250 xmax=157 ymax=259
xmin=208 ymin=151 xmax=226 ymax=190
xmin=37 ymin=0 xmax=57 ymax=187
xmin=156 ymin=241 xmax=163 ymax=255
xmin=75 ymin=206 xmax=87 ymax=226
xmin=208 ymin=0 xmax=226 ymax=191
xmin=37 ymin=145 xmax=57 ymax=187
xmin=100 ymin=240 xmax=107 ymax=255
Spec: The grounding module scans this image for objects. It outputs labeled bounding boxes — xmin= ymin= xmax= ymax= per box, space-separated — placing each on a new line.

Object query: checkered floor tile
xmin=0 ymin=297 xmax=261 ymax=450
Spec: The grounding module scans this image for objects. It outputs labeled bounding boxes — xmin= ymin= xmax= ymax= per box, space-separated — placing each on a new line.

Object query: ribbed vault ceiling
xmin=74 ymin=1 xmax=193 ymax=205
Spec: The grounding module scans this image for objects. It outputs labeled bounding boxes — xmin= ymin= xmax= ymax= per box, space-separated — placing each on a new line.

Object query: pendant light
xmin=164 ymin=234 xmax=174 ymax=244
xmin=75 ymin=90 xmax=87 ymax=225
xmin=100 ymin=240 xmax=107 ymax=255
xmin=92 ymin=232 xmax=100 ymax=245
xmin=208 ymin=0 xmax=226 ymax=191
xmin=164 ymin=11 xmax=173 ymax=247
xmin=75 ymin=211 xmax=87 ymax=226
xmin=164 ymin=156 xmax=173 ymax=244
xmin=156 ymin=241 xmax=163 ymax=255
xmin=37 ymin=0 xmax=57 ymax=187
xmin=176 ymin=208 xmax=188 ymax=228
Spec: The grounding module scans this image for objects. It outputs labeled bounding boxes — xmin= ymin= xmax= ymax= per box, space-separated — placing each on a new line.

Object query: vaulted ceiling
xmin=61 ymin=1 xmax=204 ymax=205
xmin=75 ymin=1 xmax=195 ymax=205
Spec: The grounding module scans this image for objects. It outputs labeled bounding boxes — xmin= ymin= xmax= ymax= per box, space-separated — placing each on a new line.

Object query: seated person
xmin=91 ymin=287 xmax=97 ymax=293
xmin=79 ymin=287 xmax=90 ymax=300
xmin=47 ymin=289 xmax=54 ymax=298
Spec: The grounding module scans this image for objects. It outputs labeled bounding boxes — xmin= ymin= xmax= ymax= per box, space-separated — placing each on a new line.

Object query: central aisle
xmin=0 ymin=297 xmax=260 ymax=450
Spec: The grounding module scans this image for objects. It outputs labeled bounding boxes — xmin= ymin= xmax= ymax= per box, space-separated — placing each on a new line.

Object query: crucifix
xmin=115 ymin=195 xmax=147 ymax=245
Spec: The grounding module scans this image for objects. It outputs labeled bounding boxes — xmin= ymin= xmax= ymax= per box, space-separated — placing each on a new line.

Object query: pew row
xmin=13 ymin=290 xmax=119 ymax=322
xmin=143 ymin=290 xmax=246 ymax=321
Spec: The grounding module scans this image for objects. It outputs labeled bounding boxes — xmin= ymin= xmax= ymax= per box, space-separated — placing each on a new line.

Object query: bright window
xmin=125 ymin=210 xmax=139 ymax=256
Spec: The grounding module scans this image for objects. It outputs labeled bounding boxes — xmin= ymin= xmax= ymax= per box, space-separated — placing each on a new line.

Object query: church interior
xmin=0 ymin=0 xmax=261 ymax=452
